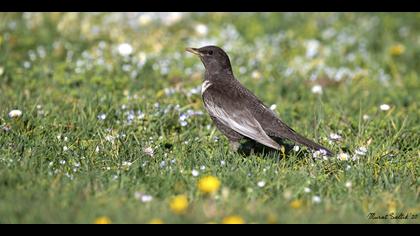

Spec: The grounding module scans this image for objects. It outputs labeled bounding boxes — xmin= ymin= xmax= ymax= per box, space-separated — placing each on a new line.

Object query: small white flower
xmin=200 ymin=165 xmax=206 ymax=170
xmin=380 ymin=104 xmax=390 ymax=111
xmin=56 ymin=135 xmax=61 ymax=140
xmin=257 ymin=181 xmax=266 ymax=188
xmin=122 ymin=161 xmax=132 ymax=167
xmin=64 ymin=136 xmax=69 ymax=142
xmin=143 ymin=147 xmax=154 ymax=157
xmin=180 ymin=120 xmax=188 ymax=127
xmin=118 ymin=43 xmax=133 ymax=57
xmin=141 ymin=195 xmax=153 ymax=203
xmin=311 ymin=85 xmax=323 ymax=94
xmin=293 ymin=145 xmax=300 ymax=152
xmin=195 ymin=23 xmax=208 ymax=36
xmin=362 ymin=114 xmax=370 ymax=121
xmin=63 ymin=146 xmax=69 ymax=151
xmin=329 ymin=133 xmax=342 ymax=141
xmin=355 ymin=146 xmax=368 ymax=156
xmin=105 ymin=135 xmax=115 ymax=143
xmin=36 ymin=105 xmax=42 ymax=110
xmin=337 ymin=152 xmax=350 ymax=161
xmin=252 ymin=70 xmax=262 ymax=80
xmin=220 ymin=160 xmax=226 ymax=166
xmin=8 ymin=109 xmax=22 ymax=118
xmin=304 ymin=187 xmax=312 ymax=193
xmin=312 ymin=195 xmax=321 ymax=203
xmin=192 ymin=169 xmax=199 ymax=177
xmin=306 ymin=39 xmax=320 ymax=58
xmin=345 ymin=181 xmax=352 ymax=189
xmin=59 ymin=160 xmax=66 ymax=165
xmin=345 ymin=165 xmax=352 ymax=171
xmin=138 ymin=14 xmax=152 ymax=26
xmin=97 ymin=113 xmax=106 ymax=121
xmin=159 ymin=161 xmax=166 ymax=168
xmin=269 ymin=104 xmax=277 ymax=111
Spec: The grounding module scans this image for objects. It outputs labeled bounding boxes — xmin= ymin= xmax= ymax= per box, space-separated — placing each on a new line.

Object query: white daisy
xmin=8 ymin=109 xmax=22 ymax=118
xmin=312 ymin=195 xmax=321 ymax=203
xmin=192 ymin=169 xmax=199 ymax=177
xmin=143 ymin=147 xmax=154 ymax=157
xmin=118 ymin=43 xmax=133 ymax=57
xmin=311 ymin=85 xmax=323 ymax=94
xmin=257 ymin=181 xmax=266 ymax=188
xmin=379 ymin=104 xmax=391 ymax=111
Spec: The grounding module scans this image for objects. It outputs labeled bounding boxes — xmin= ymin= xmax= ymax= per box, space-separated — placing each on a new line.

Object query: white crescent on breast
xmin=201 ymin=80 xmax=212 ymax=95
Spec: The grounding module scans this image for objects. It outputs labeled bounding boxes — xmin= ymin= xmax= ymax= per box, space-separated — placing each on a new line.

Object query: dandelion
xmin=388 ymin=201 xmax=397 ymax=214
xmin=257 ymin=181 xmax=266 ymax=188
xmin=143 ymin=147 xmax=154 ymax=157
xmin=169 ymin=194 xmax=189 ymax=214
xmin=312 ymin=195 xmax=321 ymax=204
xmin=197 ymin=176 xmax=221 ymax=194
xmin=380 ymin=104 xmax=391 ymax=111
xmin=148 ymin=218 xmax=164 ymax=224
xmin=311 ymin=85 xmax=323 ymax=94
xmin=94 ymin=216 xmax=111 ymax=224
xmin=389 ymin=43 xmax=405 ymax=56
xmin=117 ymin=43 xmax=133 ymax=57
xmin=290 ymin=199 xmax=303 ymax=209
xmin=192 ymin=169 xmax=199 ymax=177
xmin=222 ymin=215 xmax=245 ymax=224
xmin=337 ymin=152 xmax=350 ymax=161
xmin=8 ymin=109 xmax=22 ymax=118
xmin=195 ymin=23 xmax=208 ymax=36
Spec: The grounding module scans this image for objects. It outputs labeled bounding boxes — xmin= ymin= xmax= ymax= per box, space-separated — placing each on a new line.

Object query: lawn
xmin=0 ymin=12 xmax=419 ymax=224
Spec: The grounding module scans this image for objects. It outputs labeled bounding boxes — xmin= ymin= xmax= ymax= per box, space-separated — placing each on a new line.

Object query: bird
xmin=186 ymin=45 xmax=333 ymax=156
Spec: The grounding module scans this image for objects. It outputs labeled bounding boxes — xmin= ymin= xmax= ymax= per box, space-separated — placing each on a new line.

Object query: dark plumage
xmin=186 ymin=45 xmax=333 ymax=156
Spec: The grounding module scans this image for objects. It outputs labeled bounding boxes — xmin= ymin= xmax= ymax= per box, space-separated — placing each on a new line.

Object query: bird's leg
xmin=229 ymin=140 xmax=241 ymax=152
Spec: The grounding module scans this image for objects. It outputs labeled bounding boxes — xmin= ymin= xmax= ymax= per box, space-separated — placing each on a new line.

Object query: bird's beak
xmin=186 ymin=47 xmax=202 ymax=56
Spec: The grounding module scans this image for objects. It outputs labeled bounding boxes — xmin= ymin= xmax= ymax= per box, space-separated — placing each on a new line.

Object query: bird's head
xmin=186 ymin=45 xmax=232 ymax=73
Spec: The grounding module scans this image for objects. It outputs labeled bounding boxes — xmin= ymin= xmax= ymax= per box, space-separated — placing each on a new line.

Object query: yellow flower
xmin=388 ymin=201 xmax=397 ymax=214
xmin=169 ymin=194 xmax=189 ymax=214
xmin=197 ymin=176 xmax=221 ymax=194
xmin=390 ymin=43 xmax=405 ymax=56
xmin=148 ymin=218 xmax=164 ymax=224
xmin=222 ymin=215 xmax=245 ymax=224
xmin=290 ymin=199 xmax=303 ymax=209
xmin=94 ymin=216 xmax=112 ymax=224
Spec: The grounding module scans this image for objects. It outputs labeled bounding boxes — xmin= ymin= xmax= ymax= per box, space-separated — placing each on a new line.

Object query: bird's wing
xmin=203 ymin=84 xmax=281 ymax=150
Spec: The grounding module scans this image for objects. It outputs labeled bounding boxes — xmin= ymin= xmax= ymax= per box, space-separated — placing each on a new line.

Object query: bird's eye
xmin=208 ymin=50 xmax=213 ymax=55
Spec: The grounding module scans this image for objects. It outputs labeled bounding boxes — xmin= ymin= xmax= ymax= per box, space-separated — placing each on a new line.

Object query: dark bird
xmin=186 ymin=45 xmax=333 ymax=156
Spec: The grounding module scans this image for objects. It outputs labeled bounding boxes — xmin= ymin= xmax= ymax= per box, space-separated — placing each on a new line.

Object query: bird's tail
xmin=288 ymin=132 xmax=334 ymax=156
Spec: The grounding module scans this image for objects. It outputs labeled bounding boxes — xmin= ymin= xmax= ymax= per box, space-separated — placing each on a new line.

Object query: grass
xmin=0 ymin=12 xmax=419 ymax=224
